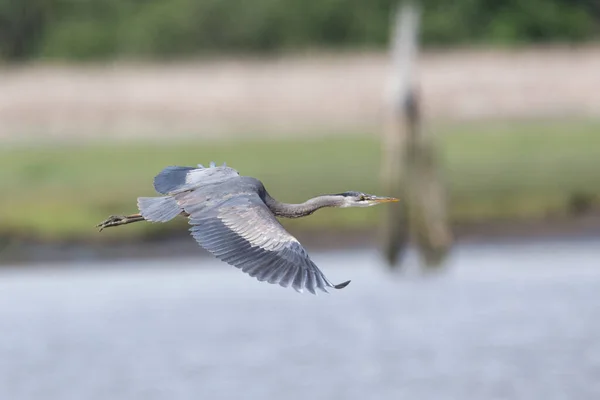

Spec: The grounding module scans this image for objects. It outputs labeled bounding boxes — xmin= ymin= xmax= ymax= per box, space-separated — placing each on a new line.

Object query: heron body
xmin=97 ymin=162 xmax=398 ymax=294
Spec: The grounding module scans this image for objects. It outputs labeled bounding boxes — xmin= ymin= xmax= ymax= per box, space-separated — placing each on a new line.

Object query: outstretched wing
xmin=153 ymin=162 xmax=240 ymax=195
xmin=174 ymin=190 xmax=350 ymax=294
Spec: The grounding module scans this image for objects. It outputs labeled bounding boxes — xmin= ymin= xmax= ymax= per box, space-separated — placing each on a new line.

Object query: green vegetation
xmin=2 ymin=120 xmax=600 ymax=243
xmin=1 ymin=0 xmax=599 ymax=61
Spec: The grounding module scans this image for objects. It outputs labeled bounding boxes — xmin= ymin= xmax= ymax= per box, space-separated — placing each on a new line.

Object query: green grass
xmin=2 ymin=120 xmax=600 ymax=242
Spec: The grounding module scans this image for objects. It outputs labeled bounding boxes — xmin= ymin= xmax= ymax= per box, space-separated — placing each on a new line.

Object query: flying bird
xmin=97 ymin=162 xmax=398 ymax=294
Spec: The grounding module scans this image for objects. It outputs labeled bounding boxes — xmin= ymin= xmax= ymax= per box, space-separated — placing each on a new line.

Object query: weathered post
xmin=380 ymin=2 xmax=452 ymax=269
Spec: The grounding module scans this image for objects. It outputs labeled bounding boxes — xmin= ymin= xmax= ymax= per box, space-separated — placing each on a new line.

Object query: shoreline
xmin=4 ymin=47 xmax=600 ymax=140
xmin=2 ymin=215 xmax=599 ymax=266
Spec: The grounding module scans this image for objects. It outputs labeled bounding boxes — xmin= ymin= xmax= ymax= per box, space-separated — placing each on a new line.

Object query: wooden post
xmin=380 ymin=2 xmax=452 ymax=269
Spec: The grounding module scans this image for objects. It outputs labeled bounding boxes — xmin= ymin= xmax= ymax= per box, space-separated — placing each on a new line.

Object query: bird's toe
xmin=96 ymin=215 xmax=124 ymax=231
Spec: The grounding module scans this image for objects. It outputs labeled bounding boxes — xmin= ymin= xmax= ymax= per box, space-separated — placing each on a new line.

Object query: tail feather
xmin=137 ymin=196 xmax=182 ymax=223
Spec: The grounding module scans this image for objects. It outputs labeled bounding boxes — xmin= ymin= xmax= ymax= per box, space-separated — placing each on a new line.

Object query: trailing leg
xmin=96 ymin=214 xmax=145 ymax=231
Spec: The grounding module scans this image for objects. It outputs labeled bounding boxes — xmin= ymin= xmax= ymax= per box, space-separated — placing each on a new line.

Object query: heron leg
xmin=96 ymin=213 xmax=145 ymax=231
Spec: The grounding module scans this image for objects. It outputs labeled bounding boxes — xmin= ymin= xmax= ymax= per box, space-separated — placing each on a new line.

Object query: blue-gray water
xmin=1 ymin=240 xmax=600 ymax=400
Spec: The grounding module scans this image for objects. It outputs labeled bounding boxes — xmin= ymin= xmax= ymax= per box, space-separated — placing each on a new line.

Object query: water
xmin=1 ymin=240 xmax=600 ymax=400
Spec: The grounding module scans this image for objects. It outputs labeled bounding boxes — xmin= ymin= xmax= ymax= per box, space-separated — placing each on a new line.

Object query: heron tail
xmin=137 ymin=196 xmax=182 ymax=223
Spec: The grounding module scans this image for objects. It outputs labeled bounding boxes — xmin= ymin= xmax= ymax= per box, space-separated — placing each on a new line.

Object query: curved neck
xmin=263 ymin=193 xmax=344 ymax=218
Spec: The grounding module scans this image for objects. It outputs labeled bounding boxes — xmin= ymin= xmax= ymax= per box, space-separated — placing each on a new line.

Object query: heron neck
xmin=264 ymin=194 xmax=344 ymax=218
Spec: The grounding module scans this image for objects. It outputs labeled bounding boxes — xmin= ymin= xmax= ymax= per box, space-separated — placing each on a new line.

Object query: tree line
xmin=1 ymin=0 xmax=598 ymax=61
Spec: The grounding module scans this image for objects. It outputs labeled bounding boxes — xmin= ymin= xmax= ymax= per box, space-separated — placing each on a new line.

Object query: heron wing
xmin=174 ymin=190 xmax=349 ymax=294
xmin=153 ymin=163 xmax=240 ymax=195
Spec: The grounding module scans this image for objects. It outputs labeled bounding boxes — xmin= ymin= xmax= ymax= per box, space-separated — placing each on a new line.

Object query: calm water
xmin=1 ymin=240 xmax=600 ymax=400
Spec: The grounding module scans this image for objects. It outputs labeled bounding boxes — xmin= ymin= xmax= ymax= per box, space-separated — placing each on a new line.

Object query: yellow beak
xmin=372 ymin=196 xmax=400 ymax=203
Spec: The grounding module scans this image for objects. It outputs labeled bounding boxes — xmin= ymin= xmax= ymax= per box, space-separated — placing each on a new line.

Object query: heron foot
xmin=96 ymin=214 xmax=144 ymax=231
xmin=96 ymin=215 xmax=125 ymax=231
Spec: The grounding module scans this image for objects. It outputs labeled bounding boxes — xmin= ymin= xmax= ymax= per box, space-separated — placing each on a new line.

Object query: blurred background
xmin=1 ymin=1 xmax=600 ymax=399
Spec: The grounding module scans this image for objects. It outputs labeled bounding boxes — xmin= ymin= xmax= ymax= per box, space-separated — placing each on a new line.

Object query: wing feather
xmin=279 ymin=265 xmax=298 ymax=288
xmin=153 ymin=164 xmax=240 ymax=195
xmin=174 ymin=189 xmax=349 ymax=294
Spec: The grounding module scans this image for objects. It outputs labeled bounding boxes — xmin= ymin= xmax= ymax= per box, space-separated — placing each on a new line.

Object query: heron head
xmin=336 ymin=191 xmax=399 ymax=208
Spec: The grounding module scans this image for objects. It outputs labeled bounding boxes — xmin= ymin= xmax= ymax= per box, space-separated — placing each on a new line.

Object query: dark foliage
xmin=0 ymin=0 xmax=598 ymax=61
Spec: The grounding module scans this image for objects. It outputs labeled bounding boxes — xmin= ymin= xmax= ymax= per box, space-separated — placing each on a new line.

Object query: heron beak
xmin=372 ymin=196 xmax=399 ymax=203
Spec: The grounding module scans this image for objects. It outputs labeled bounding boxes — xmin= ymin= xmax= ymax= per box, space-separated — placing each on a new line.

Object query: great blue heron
xmin=97 ymin=162 xmax=398 ymax=294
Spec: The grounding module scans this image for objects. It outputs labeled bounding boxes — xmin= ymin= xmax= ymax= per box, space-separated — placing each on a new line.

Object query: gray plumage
xmin=137 ymin=196 xmax=181 ymax=223
xmin=101 ymin=162 xmax=398 ymax=294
